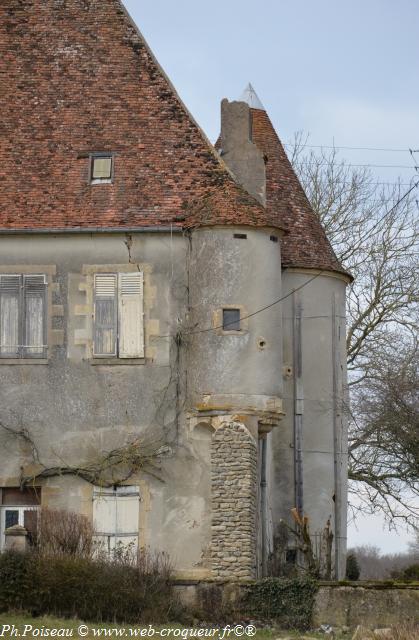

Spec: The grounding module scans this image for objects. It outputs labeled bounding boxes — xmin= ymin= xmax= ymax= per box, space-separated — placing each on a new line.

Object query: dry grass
xmin=390 ymin=625 xmax=419 ymax=640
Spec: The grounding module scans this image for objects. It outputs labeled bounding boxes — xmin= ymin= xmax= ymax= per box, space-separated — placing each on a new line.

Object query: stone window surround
xmin=212 ymin=304 xmax=249 ymax=336
xmin=0 ymin=265 xmax=63 ymax=364
xmin=77 ymin=263 xmax=157 ymax=364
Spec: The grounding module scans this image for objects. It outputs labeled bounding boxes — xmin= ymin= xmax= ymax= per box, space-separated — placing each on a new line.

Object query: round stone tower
xmin=217 ymin=85 xmax=351 ymax=579
xmin=186 ymin=223 xmax=285 ymax=578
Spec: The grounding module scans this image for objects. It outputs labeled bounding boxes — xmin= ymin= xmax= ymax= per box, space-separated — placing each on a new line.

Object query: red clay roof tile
xmin=0 ymin=0 xmax=284 ymax=233
xmin=249 ymin=108 xmax=348 ymax=276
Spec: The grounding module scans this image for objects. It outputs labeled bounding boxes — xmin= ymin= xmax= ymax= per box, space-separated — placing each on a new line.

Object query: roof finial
xmin=239 ymin=83 xmax=265 ymax=110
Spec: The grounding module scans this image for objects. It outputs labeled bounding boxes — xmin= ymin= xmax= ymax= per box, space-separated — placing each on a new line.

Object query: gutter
xmin=0 ymin=226 xmax=184 ymax=235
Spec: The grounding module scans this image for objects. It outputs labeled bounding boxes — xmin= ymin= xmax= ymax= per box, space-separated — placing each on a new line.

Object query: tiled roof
xmin=249 ymin=108 xmax=348 ymax=275
xmin=0 ymin=0 xmax=284 ymax=233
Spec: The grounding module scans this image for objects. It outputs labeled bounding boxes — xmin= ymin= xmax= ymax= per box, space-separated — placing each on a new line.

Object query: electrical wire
xmin=298 ymin=162 xmax=416 ymax=170
xmin=284 ymin=143 xmax=419 ymax=153
xmin=158 ymin=271 xmax=326 ymax=339
xmin=156 ymin=178 xmax=419 ymax=341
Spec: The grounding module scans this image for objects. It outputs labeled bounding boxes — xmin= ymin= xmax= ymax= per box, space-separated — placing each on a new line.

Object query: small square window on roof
xmin=90 ymin=154 xmax=114 ymax=184
xmin=222 ymin=308 xmax=241 ymax=332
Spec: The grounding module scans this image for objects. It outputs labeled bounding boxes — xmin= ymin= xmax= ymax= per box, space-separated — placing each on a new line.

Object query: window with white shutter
xmin=93 ymin=486 xmax=140 ymax=555
xmin=0 ymin=274 xmax=47 ymax=358
xmin=93 ymin=272 xmax=144 ymax=359
xmin=94 ymin=274 xmax=117 ymax=357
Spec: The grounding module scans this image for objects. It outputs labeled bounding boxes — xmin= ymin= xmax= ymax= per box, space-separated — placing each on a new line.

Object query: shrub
xmin=37 ymin=507 xmax=95 ymax=558
xmin=240 ymin=577 xmax=318 ymax=630
xmin=392 ymin=563 xmax=419 ymax=582
xmin=0 ymin=548 xmax=179 ymax=623
xmin=346 ymin=552 xmax=360 ymax=580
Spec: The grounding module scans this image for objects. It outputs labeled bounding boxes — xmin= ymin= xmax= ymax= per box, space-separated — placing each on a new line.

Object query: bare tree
xmin=290 ymin=134 xmax=419 ymax=528
xmin=349 ymin=334 xmax=419 ymax=524
xmin=348 ymin=544 xmax=419 ymax=580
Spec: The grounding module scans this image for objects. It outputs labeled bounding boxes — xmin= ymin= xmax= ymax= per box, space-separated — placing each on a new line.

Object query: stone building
xmin=0 ymin=0 xmax=350 ymax=579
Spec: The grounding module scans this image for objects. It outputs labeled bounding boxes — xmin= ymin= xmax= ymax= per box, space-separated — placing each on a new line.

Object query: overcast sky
xmin=122 ymin=0 xmax=418 ymax=554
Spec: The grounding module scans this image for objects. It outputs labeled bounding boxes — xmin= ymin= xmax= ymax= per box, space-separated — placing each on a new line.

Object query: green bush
xmin=399 ymin=564 xmax=419 ymax=582
xmin=346 ymin=553 xmax=360 ymax=580
xmin=241 ymin=577 xmax=318 ymax=630
xmin=0 ymin=550 xmax=180 ymax=623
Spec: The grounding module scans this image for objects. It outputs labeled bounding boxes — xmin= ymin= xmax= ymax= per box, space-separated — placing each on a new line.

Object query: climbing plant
xmin=241 ymin=576 xmax=318 ymax=630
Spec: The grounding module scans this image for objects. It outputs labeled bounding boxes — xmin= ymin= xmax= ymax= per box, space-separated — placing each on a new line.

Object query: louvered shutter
xmin=118 ymin=273 xmax=144 ymax=358
xmin=94 ymin=274 xmax=117 ymax=356
xmin=93 ymin=486 xmax=140 ymax=554
xmin=23 ymin=275 xmax=47 ymax=357
xmin=0 ymin=275 xmax=21 ymax=357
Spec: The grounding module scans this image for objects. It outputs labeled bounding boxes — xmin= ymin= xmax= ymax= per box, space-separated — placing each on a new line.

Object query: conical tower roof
xmin=218 ymin=85 xmax=349 ymax=277
xmin=0 ymin=1 xmax=284 ymax=233
xmin=249 ymin=101 xmax=346 ymax=274
xmin=240 ymin=83 xmax=265 ymax=110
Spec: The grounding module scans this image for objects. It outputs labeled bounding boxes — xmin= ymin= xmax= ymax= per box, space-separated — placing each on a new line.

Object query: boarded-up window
xmin=1 ymin=487 xmax=41 ymax=506
xmin=93 ymin=486 xmax=140 ymax=554
xmin=0 ymin=274 xmax=47 ymax=358
xmin=94 ymin=273 xmax=144 ymax=358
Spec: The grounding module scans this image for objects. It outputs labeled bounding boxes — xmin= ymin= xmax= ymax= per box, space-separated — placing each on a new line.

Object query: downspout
xmin=293 ymin=293 xmax=304 ymax=517
xmin=260 ymin=436 xmax=268 ymax=576
xmin=332 ymin=293 xmax=341 ymax=578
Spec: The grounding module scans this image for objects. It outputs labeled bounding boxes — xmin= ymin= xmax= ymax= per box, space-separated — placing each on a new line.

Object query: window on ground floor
xmin=92 ymin=485 xmax=140 ymax=555
xmin=0 ymin=487 xmax=41 ymax=550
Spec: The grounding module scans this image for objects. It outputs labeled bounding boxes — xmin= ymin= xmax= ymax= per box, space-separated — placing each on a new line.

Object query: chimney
xmin=219 ymin=87 xmax=266 ymax=206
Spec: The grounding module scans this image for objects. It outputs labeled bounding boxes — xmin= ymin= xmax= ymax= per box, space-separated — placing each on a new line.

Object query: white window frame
xmin=93 ymin=272 xmax=144 ymax=359
xmin=90 ymin=153 xmax=115 ymax=185
xmin=0 ymin=505 xmax=40 ymax=551
xmin=0 ymin=274 xmax=48 ymax=359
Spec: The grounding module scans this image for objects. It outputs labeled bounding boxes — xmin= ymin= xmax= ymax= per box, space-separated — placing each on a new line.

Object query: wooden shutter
xmin=118 ymin=273 xmax=144 ymax=358
xmin=23 ymin=509 xmax=39 ymax=546
xmin=93 ymin=486 xmax=140 ymax=554
xmin=23 ymin=275 xmax=47 ymax=357
xmin=0 ymin=275 xmax=21 ymax=357
xmin=94 ymin=274 xmax=117 ymax=357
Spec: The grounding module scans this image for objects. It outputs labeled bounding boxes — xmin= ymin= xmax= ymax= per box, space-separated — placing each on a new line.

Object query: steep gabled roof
xmin=222 ymin=86 xmax=349 ymax=277
xmin=0 ymin=1 xmax=284 ymax=232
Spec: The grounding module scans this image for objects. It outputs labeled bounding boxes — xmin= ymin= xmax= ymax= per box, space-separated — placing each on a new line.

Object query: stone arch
xmin=191 ymin=421 xmax=214 ymax=468
xmin=192 ymin=421 xmax=215 ymax=441
xmin=210 ymin=420 xmax=258 ymax=579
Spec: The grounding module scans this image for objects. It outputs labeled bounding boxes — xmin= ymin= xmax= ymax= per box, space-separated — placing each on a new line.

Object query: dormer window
xmin=90 ymin=154 xmax=114 ymax=184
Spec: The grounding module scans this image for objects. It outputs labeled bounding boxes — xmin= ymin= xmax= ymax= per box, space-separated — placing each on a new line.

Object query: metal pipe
xmin=293 ymin=293 xmax=304 ymax=516
xmin=260 ymin=436 xmax=268 ymax=577
xmin=332 ymin=293 xmax=341 ymax=579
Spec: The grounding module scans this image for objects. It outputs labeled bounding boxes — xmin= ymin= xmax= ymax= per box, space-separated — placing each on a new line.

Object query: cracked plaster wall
xmin=0 ymin=232 xmax=216 ymax=576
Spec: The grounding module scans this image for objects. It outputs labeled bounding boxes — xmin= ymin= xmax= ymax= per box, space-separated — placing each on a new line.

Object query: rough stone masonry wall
xmin=172 ymin=581 xmax=419 ymax=629
xmin=211 ymin=422 xmax=258 ymax=580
